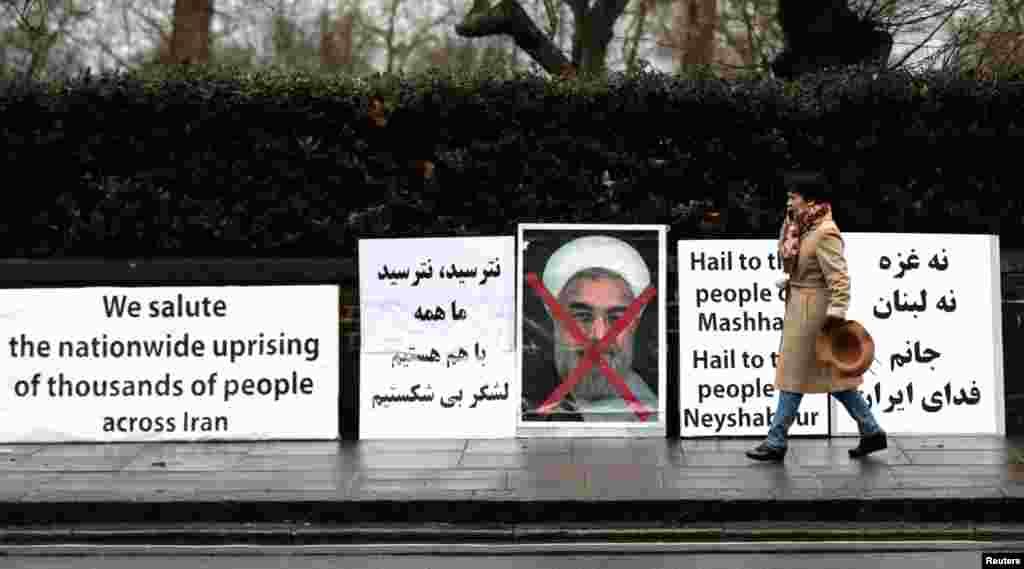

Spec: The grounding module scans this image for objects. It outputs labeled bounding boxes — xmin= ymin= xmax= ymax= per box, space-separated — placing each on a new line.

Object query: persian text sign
xmin=677 ymin=240 xmax=829 ymax=437
xmin=360 ymin=237 xmax=514 ymax=354
xmin=358 ymin=236 xmax=516 ymax=438
xmin=0 ymin=285 xmax=339 ymax=442
xmin=834 ymin=233 xmax=1002 ymax=435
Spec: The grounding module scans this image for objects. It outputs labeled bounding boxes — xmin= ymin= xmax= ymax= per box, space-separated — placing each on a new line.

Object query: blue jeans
xmin=765 ymin=389 xmax=882 ymax=450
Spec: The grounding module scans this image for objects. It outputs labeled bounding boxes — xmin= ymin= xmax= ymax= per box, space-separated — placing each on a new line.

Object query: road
xmin=3 ymin=543 xmax=1017 ymax=569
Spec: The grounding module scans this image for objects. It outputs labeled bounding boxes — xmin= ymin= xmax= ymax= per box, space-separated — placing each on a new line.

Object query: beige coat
xmin=774 ymin=211 xmax=862 ymax=394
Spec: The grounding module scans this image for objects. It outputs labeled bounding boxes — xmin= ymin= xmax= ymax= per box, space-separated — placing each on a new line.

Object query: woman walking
xmin=746 ymin=171 xmax=887 ymax=462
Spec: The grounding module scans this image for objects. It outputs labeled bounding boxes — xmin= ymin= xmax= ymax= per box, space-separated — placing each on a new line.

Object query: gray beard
xmin=554 ymin=343 xmax=634 ymax=402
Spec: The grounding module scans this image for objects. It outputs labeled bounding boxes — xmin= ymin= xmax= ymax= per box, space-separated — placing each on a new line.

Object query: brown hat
xmin=816 ymin=320 xmax=875 ymax=377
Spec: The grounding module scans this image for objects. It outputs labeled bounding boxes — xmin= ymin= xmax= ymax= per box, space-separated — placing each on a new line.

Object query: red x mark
xmin=526 ymin=272 xmax=656 ymax=421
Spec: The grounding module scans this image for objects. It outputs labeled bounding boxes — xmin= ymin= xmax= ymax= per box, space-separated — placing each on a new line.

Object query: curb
xmin=2 ymin=525 xmax=1024 ymax=545
xmin=4 ymin=498 xmax=1022 ymax=525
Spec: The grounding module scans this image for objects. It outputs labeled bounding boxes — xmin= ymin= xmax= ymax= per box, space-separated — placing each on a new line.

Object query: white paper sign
xmin=677 ymin=240 xmax=829 ymax=437
xmin=359 ymin=236 xmax=514 ymax=353
xmin=0 ymin=285 xmax=340 ymax=442
xmin=834 ymin=233 xmax=1003 ymax=435
xmin=358 ymin=236 xmax=517 ymax=438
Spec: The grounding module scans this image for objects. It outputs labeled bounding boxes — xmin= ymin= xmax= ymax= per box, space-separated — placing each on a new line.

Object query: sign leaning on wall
xmin=833 ymin=233 xmax=1004 ymax=435
xmin=358 ymin=236 xmax=517 ymax=439
xmin=0 ymin=285 xmax=340 ymax=442
xmin=676 ymin=240 xmax=829 ymax=438
xmin=517 ymin=224 xmax=667 ymax=438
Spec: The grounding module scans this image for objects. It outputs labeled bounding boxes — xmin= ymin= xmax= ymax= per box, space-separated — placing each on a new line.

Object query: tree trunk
xmin=385 ymin=0 xmax=399 ymax=73
xmin=319 ymin=10 xmax=334 ymax=68
xmin=624 ymin=0 xmax=654 ymax=72
xmin=26 ymin=27 xmax=59 ymax=81
xmin=169 ymin=0 xmax=212 ymax=64
xmin=320 ymin=8 xmax=355 ymax=70
xmin=576 ymin=24 xmax=610 ymax=74
xmin=977 ymin=30 xmax=1024 ymax=76
xmin=569 ymin=0 xmax=585 ymax=72
xmin=679 ymin=0 xmax=717 ymax=67
xmin=697 ymin=0 xmax=717 ymax=63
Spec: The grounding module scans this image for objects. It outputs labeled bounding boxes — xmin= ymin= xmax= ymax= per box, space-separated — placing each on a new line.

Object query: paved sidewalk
xmin=1 ymin=435 xmax=1023 ymax=528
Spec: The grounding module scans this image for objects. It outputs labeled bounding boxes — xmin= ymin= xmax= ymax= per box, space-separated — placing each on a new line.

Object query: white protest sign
xmin=358 ymin=236 xmax=516 ymax=438
xmin=834 ymin=233 xmax=1003 ymax=435
xmin=359 ymin=237 xmax=514 ymax=353
xmin=0 ymin=285 xmax=339 ymax=442
xmin=677 ymin=240 xmax=829 ymax=437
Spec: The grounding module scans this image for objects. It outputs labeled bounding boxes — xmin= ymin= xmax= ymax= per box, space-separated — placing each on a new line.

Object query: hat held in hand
xmin=816 ymin=319 xmax=875 ymax=377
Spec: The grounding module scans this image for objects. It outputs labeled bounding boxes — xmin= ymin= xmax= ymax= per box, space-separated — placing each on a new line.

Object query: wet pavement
xmin=1 ymin=435 xmax=1024 ymax=526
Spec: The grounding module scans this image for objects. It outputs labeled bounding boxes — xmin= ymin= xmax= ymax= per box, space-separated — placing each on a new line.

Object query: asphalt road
xmin=1 ymin=549 xmax=1010 ymax=569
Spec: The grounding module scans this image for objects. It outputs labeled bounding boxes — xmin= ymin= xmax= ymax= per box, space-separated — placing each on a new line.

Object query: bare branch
xmin=890 ymin=0 xmax=962 ymax=68
xmin=622 ymin=0 xmax=652 ymax=70
xmin=89 ymin=36 xmax=133 ymax=68
xmin=886 ymin=0 xmax=971 ymax=29
xmin=130 ymin=3 xmax=173 ymax=42
xmin=456 ymin=0 xmax=574 ymax=75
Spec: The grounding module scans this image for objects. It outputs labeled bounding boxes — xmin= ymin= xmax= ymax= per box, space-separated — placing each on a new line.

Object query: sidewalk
xmin=2 ymin=435 xmax=1023 ymax=534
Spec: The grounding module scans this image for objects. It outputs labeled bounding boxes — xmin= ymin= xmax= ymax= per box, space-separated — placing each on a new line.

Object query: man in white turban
xmin=540 ymin=235 xmax=658 ymax=422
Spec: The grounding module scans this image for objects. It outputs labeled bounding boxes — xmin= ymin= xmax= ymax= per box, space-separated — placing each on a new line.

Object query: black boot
xmin=849 ymin=430 xmax=887 ymax=458
xmin=746 ymin=443 xmax=787 ymax=462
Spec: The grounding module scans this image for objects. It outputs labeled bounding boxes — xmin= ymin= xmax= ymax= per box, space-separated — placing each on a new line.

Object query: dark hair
xmin=783 ymin=170 xmax=831 ymax=203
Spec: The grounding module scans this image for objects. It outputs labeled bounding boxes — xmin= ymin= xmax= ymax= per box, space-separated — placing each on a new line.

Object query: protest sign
xmin=358 ymin=236 xmax=516 ymax=438
xmin=677 ymin=240 xmax=828 ymax=437
xmin=518 ymin=224 xmax=667 ymax=436
xmin=0 ymin=285 xmax=339 ymax=441
xmin=678 ymin=234 xmax=1004 ymax=437
xmin=833 ymin=233 xmax=1003 ymax=435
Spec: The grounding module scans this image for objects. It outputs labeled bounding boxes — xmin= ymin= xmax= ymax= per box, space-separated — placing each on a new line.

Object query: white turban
xmin=542 ymin=235 xmax=651 ymax=299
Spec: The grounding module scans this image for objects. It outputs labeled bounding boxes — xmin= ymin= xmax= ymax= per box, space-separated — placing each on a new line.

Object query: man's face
xmin=553 ymin=274 xmax=638 ymax=403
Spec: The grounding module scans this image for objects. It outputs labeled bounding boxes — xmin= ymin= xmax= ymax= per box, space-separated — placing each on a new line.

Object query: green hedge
xmin=2 ymin=64 xmax=1023 ymax=257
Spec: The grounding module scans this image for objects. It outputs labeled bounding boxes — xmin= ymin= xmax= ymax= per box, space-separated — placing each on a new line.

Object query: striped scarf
xmin=780 ymin=202 xmax=831 ymax=271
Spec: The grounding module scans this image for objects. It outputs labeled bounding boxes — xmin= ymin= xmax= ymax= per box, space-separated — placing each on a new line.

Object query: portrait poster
xmin=832 ymin=233 xmax=1003 ymax=435
xmin=358 ymin=236 xmax=517 ymax=439
xmin=676 ymin=240 xmax=829 ymax=438
xmin=516 ymin=224 xmax=667 ymax=437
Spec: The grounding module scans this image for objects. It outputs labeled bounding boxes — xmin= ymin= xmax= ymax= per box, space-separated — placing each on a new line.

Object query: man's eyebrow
xmin=567 ymin=303 xmax=629 ymax=313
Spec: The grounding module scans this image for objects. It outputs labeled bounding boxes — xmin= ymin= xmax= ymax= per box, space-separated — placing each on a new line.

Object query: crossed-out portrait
xmin=518 ymin=225 xmax=664 ymax=425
